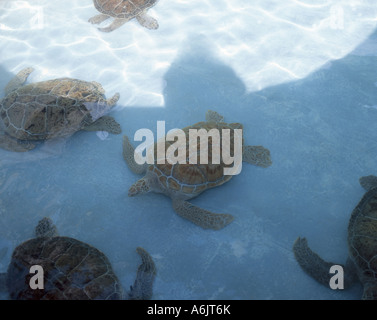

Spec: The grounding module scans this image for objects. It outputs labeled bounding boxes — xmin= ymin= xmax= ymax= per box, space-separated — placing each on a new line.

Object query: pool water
xmin=0 ymin=0 xmax=377 ymax=300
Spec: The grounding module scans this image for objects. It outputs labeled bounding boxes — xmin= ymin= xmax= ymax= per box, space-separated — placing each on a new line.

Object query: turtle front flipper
xmin=98 ymin=18 xmax=129 ymax=32
xmin=128 ymin=247 xmax=156 ymax=300
xmin=123 ymin=135 xmax=148 ymax=175
xmin=359 ymin=175 xmax=377 ymax=191
xmin=136 ymin=12 xmax=159 ymax=30
xmin=293 ymin=237 xmax=342 ymax=287
xmin=83 ymin=115 xmax=121 ymax=134
xmin=172 ymin=199 xmax=234 ymax=230
xmin=0 ymin=134 xmax=36 ymax=152
xmin=242 ymin=145 xmax=272 ymax=168
xmin=128 ymin=178 xmax=150 ymax=196
xmin=4 ymin=67 xmax=34 ymax=95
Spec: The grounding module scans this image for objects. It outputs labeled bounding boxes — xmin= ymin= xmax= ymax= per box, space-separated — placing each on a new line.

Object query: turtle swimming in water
xmin=89 ymin=0 xmax=159 ymax=32
xmin=123 ymin=110 xmax=272 ymax=230
xmin=0 ymin=217 xmax=156 ymax=300
xmin=0 ymin=67 xmax=121 ymax=152
xmin=293 ymin=175 xmax=377 ymax=300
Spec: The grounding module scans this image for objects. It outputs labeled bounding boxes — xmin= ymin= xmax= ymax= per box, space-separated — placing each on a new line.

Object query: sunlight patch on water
xmin=1 ymin=0 xmax=376 ymax=107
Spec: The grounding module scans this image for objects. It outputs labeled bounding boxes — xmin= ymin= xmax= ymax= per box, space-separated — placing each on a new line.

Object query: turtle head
xmin=359 ymin=175 xmax=377 ymax=192
xmin=35 ymin=217 xmax=59 ymax=238
xmin=128 ymin=178 xmax=151 ymax=197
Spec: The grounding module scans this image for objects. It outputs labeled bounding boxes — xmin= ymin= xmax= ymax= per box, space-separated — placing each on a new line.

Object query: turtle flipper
xmin=359 ymin=175 xmax=377 ymax=191
xmin=205 ymin=110 xmax=224 ymax=123
xmin=83 ymin=115 xmax=121 ymax=134
xmin=98 ymin=18 xmax=128 ymax=32
xmin=136 ymin=12 xmax=158 ymax=30
xmin=172 ymin=199 xmax=234 ymax=230
xmin=88 ymin=13 xmax=111 ymax=25
xmin=242 ymin=145 xmax=272 ymax=168
xmin=293 ymin=237 xmax=341 ymax=287
xmin=0 ymin=134 xmax=36 ymax=152
xmin=106 ymin=92 xmax=120 ymax=108
xmin=4 ymin=67 xmax=34 ymax=95
xmin=362 ymin=284 xmax=377 ymax=300
xmin=123 ymin=135 xmax=148 ymax=175
xmin=128 ymin=247 xmax=156 ymax=300
xmin=0 ymin=273 xmax=6 ymax=293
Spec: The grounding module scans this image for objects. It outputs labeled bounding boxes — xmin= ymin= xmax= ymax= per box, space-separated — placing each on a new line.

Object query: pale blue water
xmin=1 ymin=0 xmax=377 ymax=300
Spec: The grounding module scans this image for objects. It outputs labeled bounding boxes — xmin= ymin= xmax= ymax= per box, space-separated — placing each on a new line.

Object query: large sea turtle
xmin=123 ymin=110 xmax=272 ymax=230
xmin=293 ymin=175 xmax=377 ymax=300
xmin=89 ymin=0 xmax=159 ymax=32
xmin=0 ymin=67 xmax=121 ymax=152
xmin=0 ymin=217 xmax=156 ymax=300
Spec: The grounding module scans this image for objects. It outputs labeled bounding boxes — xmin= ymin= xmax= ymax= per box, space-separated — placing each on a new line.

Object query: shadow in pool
xmin=112 ymin=30 xmax=377 ymax=299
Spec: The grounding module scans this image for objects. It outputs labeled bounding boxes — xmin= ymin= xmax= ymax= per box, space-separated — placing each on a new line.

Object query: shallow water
xmin=0 ymin=0 xmax=377 ymax=300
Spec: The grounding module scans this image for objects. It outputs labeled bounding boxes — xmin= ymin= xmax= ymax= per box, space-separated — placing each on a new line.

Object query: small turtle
xmin=0 ymin=217 xmax=156 ymax=300
xmin=89 ymin=0 xmax=159 ymax=32
xmin=0 ymin=67 xmax=121 ymax=152
xmin=293 ymin=175 xmax=377 ymax=300
xmin=123 ymin=110 xmax=272 ymax=230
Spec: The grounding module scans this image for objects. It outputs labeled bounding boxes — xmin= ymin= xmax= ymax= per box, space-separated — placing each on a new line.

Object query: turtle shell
xmin=93 ymin=0 xmax=158 ymax=19
xmin=149 ymin=120 xmax=244 ymax=197
xmin=6 ymin=236 xmax=122 ymax=300
xmin=0 ymin=78 xmax=109 ymax=141
xmin=348 ymin=187 xmax=377 ymax=292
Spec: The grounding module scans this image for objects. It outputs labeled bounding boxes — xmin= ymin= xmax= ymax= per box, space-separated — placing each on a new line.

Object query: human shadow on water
xmin=115 ymin=30 xmax=377 ymax=300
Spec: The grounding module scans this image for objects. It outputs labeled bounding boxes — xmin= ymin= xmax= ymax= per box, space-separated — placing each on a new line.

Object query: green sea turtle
xmin=0 ymin=217 xmax=156 ymax=300
xmin=0 ymin=67 xmax=121 ymax=152
xmin=89 ymin=0 xmax=159 ymax=32
xmin=293 ymin=175 xmax=377 ymax=300
xmin=123 ymin=110 xmax=272 ymax=230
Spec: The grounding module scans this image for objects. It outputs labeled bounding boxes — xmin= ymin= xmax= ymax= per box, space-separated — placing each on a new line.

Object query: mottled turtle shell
xmin=348 ymin=186 xmax=377 ymax=297
xmin=149 ymin=120 xmax=244 ymax=197
xmin=6 ymin=236 xmax=122 ymax=300
xmin=0 ymin=78 xmax=113 ymax=141
xmin=93 ymin=0 xmax=158 ymax=18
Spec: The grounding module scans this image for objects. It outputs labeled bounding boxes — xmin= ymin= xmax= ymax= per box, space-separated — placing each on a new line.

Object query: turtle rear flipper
xmin=359 ymin=175 xmax=377 ymax=191
xmin=0 ymin=273 xmax=6 ymax=293
xmin=0 ymin=134 xmax=36 ymax=152
xmin=128 ymin=247 xmax=156 ymax=300
xmin=98 ymin=18 xmax=129 ymax=32
xmin=83 ymin=115 xmax=121 ymax=134
xmin=172 ymin=199 xmax=234 ymax=230
xmin=88 ymin=13 xmax=110 ymax=25
xmin=243 ymin=145 xmax=272 ymax=168
xmin=4 ymin=67 xmax=34 ymax=95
